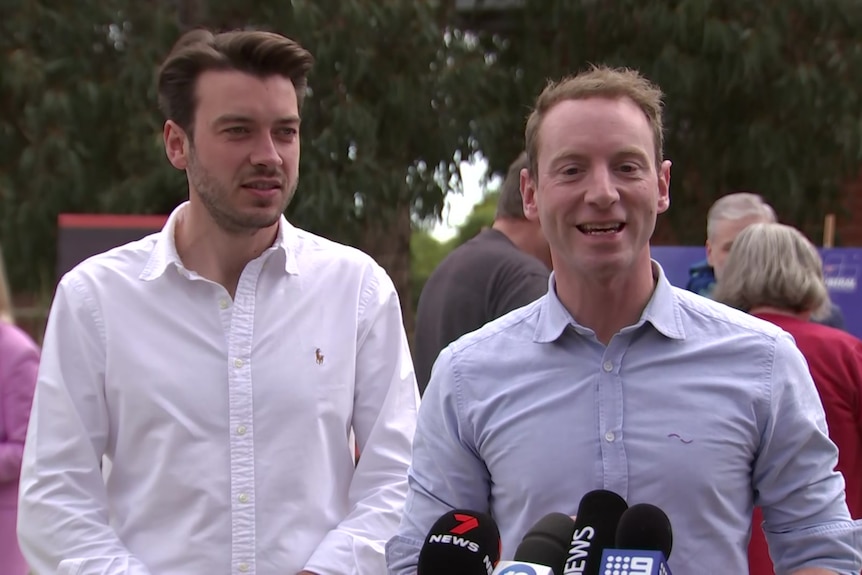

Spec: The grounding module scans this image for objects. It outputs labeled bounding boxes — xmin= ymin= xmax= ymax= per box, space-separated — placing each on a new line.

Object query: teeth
xmin=580 ymin=223 xmax=622 ymax=233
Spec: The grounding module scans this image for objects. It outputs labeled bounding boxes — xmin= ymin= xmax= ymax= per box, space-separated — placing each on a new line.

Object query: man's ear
xmin=521 ymin=168 xmax=539 ymax=222
xmin=656 ymin=159 xmax=671 ymax=214
xmin=164 ymin=120 xmax=191 ymax=170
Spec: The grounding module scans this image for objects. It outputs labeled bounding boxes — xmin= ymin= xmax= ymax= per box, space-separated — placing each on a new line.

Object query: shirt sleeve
xmin=0 ymin=329 xmax=38 ymax=483
xmin=17 ymin=274 xmax=152 ymax=575
xmin=385 ymin=345 xmax=492 ymax=575
xmin=753 ymin=332 xmax=862 ymax=574
xmin=303 ymin=263 xmax=419 ymax=575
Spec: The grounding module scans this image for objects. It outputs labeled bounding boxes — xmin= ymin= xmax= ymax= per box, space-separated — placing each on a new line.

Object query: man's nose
xmin=249 ymin=134 xmax=284 ymax=168
xmin=584 ymin=167 xmax=619 ymax=209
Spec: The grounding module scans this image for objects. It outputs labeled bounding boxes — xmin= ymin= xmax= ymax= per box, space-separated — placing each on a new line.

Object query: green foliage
xmin=454 ymin=190 xmax=498 ymax=246
xmin=0 ymin=1 xmax=184 ymax=291
xmin=267 ymin=0 xmax=493 ymax=243
xmin=4 ymin=0 xmax=862 ymax=301
xmin=0 ymin=0 xmax=491 ymax=297
xmin=467 ymin=0 xmax=862 ymax=243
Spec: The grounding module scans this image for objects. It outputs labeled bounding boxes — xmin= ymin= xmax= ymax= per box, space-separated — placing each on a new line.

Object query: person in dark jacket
xmin=413 ymin=152 xmax=551 ymax=395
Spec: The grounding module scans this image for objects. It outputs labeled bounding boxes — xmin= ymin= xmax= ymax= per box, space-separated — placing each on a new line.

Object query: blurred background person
xmin=714 ymin=222 xmax=862 ymax=575
xmin=689 ymin=191 xmax=846 ymax=329
xmin=413 ymin=151 xmax=551 ymax=395
xmin=687 ymin=191 xmax=777 ymax=296
xmin=0 ymin=241 xmax=39 ymax=575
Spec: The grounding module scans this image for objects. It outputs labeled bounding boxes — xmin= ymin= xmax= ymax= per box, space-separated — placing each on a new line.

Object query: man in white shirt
xmin=18 ymin=28 xmax=419 ymax=575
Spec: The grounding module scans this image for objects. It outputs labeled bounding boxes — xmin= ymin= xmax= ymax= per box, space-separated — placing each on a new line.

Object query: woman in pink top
xmin=0 ymin=245 xmax=38 ymax=575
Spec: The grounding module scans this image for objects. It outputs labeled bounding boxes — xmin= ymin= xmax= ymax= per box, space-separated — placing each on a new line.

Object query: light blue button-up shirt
xmin=387 ymin=264 xmax=862 ymax=574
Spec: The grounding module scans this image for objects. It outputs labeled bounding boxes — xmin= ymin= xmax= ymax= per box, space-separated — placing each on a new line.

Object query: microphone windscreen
xmin=418 ymin=509 xmax=501 ymax=575
xmin=568 ymin=489 xmax=629 ymax=575
xmin=513 ymin=512 xmax=576 ymax=571
xmin=615 ymin=503 xmax=674 ymax=559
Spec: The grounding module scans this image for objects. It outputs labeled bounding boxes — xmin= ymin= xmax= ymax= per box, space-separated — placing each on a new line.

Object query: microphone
xmin=417 ymin=509 xmax=502 ymax=575
xmin=564 ymin=489 xmax=629 ymax=575
xmin=494 ymin=512 xmax=575 ymax=574
xmin=492 ymin=561 xmax=554 ymax=575
xmin=599 ymin=503 xmax=674 ymax=575
xmin=495 ymin=490 xmax=627 ymax=575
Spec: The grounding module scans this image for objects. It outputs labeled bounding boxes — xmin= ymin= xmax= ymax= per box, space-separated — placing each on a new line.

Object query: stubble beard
xmin=188 ymin=152 xmax=298 ymax=235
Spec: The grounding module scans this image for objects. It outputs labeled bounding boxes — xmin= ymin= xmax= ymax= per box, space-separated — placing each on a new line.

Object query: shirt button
xmin=605 ymin=431 xmax=615 ymax=442
xmin=237 ymin=425 xmax=247 ymax=436
xmin=234 ymin=358 xmax=244 ymax=368
xmin=219 ymin=298 xmax=230 ymax=310
xmin=603 ymin=361 xmax=614 ymax=372
xmin=238 ymin=493 xmax=249 ymax=504
xmin=238 ymin=563 xmax=249 ymax=573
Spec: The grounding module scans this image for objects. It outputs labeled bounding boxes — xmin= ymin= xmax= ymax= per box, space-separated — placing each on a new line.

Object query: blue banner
xmin=651 ymin=246 xmax=862 ymax=340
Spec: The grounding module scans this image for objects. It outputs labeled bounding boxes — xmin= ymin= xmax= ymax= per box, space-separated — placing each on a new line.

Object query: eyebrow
xmin=212 ymin=114 xmax=301 ymax=126
xmin=549 ymin=151 xmax=588 ymax=167
xmin=548 ymin=147 xmax=651 ymax=168
xmin=612 ymin=146 xmax=651 ymax=162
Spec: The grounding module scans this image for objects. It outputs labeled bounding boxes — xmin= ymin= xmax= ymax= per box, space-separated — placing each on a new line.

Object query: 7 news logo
xmin=427 ymin=513 xmax=482 ymax=553
xmin=451 ymin=513 xmax=480 ymax=534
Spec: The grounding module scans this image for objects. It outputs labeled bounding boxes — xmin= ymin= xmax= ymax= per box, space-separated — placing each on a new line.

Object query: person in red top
xmin=715 ymin=222 xmax=862 ymax=574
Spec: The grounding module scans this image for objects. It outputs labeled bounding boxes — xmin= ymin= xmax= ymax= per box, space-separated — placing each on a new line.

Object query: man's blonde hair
xmin=524 ymin=65 xmax=665 ymax=177
xmin=714 ymin=223 xmax=828 ymax=315
xmin=0 ymin=241 xmax=13 ymax=323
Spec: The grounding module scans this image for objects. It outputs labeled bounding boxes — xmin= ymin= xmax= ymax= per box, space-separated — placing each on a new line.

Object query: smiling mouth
xmin=577 ymin=223 xmax=625 ymax=235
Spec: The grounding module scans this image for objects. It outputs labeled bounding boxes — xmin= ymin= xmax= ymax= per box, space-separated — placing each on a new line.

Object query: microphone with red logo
xmin=417 ymin=509 xmax=502 ymax=575
xmin=598 ymin=503 xmax=674 ymax=575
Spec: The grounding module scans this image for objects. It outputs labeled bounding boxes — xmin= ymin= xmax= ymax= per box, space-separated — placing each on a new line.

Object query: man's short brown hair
xmin=157 ymin=28 xmax=314 ymax=137
xmin=524 ymin=65 xmax=665 ymax=177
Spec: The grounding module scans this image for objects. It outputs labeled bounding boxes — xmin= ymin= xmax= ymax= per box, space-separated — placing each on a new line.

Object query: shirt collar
xmin=534 ymin=260 xmax=686 ymax=343
xmin=139 ymin=202 xmax=300 ymax=281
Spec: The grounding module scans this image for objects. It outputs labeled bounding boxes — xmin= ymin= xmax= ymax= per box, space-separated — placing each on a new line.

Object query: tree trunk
xmin=359 ymin=203 xmax=415 ymax=347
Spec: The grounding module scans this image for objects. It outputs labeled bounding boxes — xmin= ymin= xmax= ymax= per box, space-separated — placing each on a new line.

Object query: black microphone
xmin=508 ymin=490 xmax=628 ymax=575
xmin=563 ymin=489 xmax=629 ymax=575
xmin=598 ymin=503 xmax=674 ymax=575
xmin=510 ymin=512 xmax=576 ymax=574
xmin=417 ymin=509 xmax=501 ymax=575
xmin=615 ymin=503 xmax=673 ymax=559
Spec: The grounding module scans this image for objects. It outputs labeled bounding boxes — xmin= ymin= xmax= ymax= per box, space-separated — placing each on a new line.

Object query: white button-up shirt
xmin=19 ymin=203 xmax=419 ymax=575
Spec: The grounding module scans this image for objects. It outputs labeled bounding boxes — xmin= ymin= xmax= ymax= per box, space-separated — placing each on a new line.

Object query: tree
xmin=273 ymin=0 xmax=493 ymax=334
xmin=0 ymin=0 xmax=495 ymax=337
xmin=0 ymin=0 xmax=185 ymax=293
xmin=463 ymin=0 xmax=862 ymax=244
xmin=452 ymin=189 xmax=498 ymax=246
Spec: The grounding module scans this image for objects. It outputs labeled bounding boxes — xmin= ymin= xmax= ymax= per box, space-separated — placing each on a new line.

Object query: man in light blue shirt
xmin=386 ymin=66 xmax=862 ymax=574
